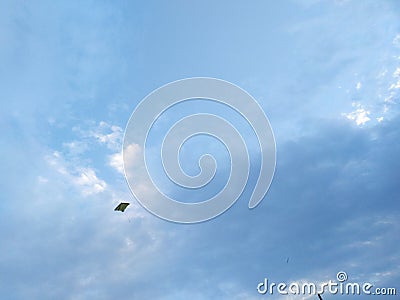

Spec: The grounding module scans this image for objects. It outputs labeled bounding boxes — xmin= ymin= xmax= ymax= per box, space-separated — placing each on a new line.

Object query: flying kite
xmin=114 ymin=202 xmax=130 ymax=212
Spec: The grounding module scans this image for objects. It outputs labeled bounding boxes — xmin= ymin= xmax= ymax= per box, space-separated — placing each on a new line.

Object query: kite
xmin=114 ymin=202 xmax=130 ymax=212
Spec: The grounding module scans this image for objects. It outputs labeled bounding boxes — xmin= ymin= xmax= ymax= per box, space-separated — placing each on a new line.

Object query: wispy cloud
xmin=108 ymin=151 xmax=124 ymax=174
xmin=45 ymin=151 xmax=107 ymax=196
xmin=342 ymin=104 xmax=371 ymax=126
xmin=73 ymin=121 xmax=123 ymax=152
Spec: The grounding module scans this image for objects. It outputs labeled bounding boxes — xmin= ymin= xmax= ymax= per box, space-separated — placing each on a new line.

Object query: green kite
xmin=114 ymin=202 xmax=130 ymax=212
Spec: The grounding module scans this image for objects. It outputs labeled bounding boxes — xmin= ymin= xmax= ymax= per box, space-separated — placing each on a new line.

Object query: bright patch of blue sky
xmin=1 ymin=0 xmax=399 ymax=299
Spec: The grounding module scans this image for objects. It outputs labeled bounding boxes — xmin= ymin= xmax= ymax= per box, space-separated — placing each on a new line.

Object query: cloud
xmin=45 ymin=150 xmax=107 ymax=196
xmin=37 ymin=175 xmax=49 ymax=183
xmin=71 ymin=121 xmax=123 ymax=151
xmin=342 ymin=106 xmax=371 ymax=126
xmin=123 ymin=143 xmax=143 ymax=176
xmin=393 ymin=34 xmax=400 ymax=47
xmin=73 ymin=168 xmax=107 ymax=195
xmin=389 ymin=67 xmax=400 ymax=91
xmin=1 ymin=1 xmax=400 ymax=299
xmin=62 ymin=140 xmax=89 ymax=156
xmin=0 ymin=114 xmax=163 ymax=300
xmin=155 ymin=115 xmax=400 ymax=299
xmin=108 ymin=151 xmax=124 ymax=174
xmin=91 ymin=121 xmax=123 ymax=151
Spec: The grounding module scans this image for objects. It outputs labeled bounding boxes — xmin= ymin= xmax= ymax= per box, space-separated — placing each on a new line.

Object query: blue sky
xmin=1 ymin=0 xmax=399 ymax=299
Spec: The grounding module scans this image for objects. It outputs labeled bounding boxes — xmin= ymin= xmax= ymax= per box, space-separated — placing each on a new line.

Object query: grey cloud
xmin=141 ymin=116 xmax=400 ymax=299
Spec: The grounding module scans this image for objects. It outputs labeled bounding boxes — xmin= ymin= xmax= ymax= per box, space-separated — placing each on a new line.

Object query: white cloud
xmin=123 ymin=143 xmax=142 ymax=171
xmin=45 ymin=151 xmax=107 ymax=196
xmin=91 ymin=121 xmax=123 ymax=151
xmin=376 ymin=68 xmax=388 ymax=79
xmin=73 ymin=121 xmax=123 ymax=152
xmin=342 ymin=107 xmax=371 ymax=126
xmin=122 ymin=143 xmax=156 ymax=197
xmin=46 ymin=151 xmax=68 ymax=175
xmin=63 ymin=140 xmax=88 ymax=155
xmin=393 ymin=67 xmax=400 ymax=78
xmin=37 ymin=176 xmax=49 ymax=183
xmin=393 ymin=34 xmax=400 ymax=47
xmin=109 ymin=151 xmax=124 ymax=174
xmin=388 ymin=67 xmax=400 ymax=92
xmin=73 ymin=168 xmax=107 ymax=195
xmin=356 ymin=81 xmax=362 ymax=90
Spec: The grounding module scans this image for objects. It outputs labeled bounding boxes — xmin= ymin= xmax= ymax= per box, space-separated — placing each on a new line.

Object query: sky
xmin=1 ymin=0 xmax=399 ymax=299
